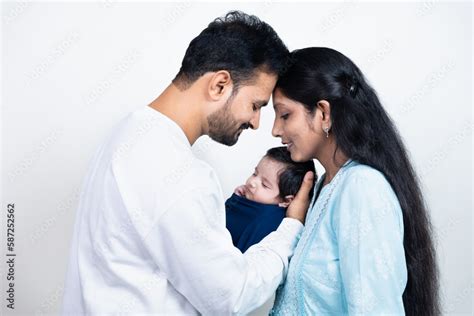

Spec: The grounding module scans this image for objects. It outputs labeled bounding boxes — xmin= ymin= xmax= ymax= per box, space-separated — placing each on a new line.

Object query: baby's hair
xmin=264 ymin=147 xmax=316 ymax=201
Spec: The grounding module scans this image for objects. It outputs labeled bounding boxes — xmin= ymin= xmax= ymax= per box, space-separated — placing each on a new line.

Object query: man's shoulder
xmin=175 ymin=157 xmax=222 ymax=193
xmin=106 ymin=107 xmax=191 ymax=165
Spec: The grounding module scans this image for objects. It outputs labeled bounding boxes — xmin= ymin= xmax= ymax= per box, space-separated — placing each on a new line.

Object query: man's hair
xmin=265 ymin=147 xmax=316 ymax=201
xmin=172 ymin=11 xmax=289 ymax=90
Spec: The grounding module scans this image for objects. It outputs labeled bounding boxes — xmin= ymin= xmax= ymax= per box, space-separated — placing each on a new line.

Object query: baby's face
xmin=244 ymin=157 xmax=285 ymax=204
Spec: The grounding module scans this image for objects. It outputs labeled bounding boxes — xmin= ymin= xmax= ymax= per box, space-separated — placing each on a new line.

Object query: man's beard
xmin=207 ymin=96 xmax=249 ymax=146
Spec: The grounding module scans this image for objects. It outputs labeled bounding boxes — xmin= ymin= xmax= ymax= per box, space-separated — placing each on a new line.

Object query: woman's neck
xmin=317 ymin=140 xmax=349 ymax=186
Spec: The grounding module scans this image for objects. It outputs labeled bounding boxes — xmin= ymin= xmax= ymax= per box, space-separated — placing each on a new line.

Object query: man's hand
xmin=285 ymin=171 xmax=314 ymax=224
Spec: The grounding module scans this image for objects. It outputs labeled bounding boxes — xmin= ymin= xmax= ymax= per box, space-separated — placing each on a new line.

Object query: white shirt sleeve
xmin=141 ymin=185 xmax=303 ymax=315
xmin=108 ymin=117 xmax=304 ymax=315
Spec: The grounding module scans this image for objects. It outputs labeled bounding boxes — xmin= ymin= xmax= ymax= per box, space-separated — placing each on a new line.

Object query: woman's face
xmin=271 ymin=88 xmax=325 ymax=162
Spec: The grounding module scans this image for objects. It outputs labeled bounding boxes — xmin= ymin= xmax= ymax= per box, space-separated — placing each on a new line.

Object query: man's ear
xmin=278 ymin=195 xmax=295 ymax=208
xmin=208 ymin=70 xmax=233 ymax=101
xmin=316 ymin=100 xmax=332 ymax=128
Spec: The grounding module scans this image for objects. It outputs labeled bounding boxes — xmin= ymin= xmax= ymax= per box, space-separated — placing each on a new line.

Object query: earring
xmin=323 ymin=127 xmax=330 ymax=138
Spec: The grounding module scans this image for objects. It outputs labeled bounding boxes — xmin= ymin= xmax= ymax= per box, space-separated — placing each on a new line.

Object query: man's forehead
xmin=251 ymin=70 xmax=277 ymax=90
xmin=251 ymin=84 xmax=275 ymax=104
xmin=241 ymin=86 xmax=270 ymax=106
xmin=239 ymin=72 xmax=276 ymax=104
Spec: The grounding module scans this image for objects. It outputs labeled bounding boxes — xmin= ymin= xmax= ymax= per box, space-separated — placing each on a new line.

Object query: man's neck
xmin=148 ymin=83 xmax=204 ymax=145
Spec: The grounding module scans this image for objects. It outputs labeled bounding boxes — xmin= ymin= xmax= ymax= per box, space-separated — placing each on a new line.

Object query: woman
xmin=270 ymin=47 xmax=439 ymax=315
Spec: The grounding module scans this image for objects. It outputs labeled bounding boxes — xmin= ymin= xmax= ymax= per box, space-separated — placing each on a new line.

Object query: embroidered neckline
xmin=271 ymin=159 xmax=354 ymax=315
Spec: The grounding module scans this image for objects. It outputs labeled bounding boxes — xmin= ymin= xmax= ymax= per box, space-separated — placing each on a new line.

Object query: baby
xmin=225 ymin=146 xmax=316 ymax=252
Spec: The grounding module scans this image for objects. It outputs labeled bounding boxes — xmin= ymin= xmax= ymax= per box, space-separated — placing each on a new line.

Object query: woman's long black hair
xmin=276 ymin=47 xmax=439 ymax=315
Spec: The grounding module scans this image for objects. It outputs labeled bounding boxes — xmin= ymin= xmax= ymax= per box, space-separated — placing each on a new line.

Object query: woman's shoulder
xmin=328 ymin=161 xmax=404 ymax=236
xmin=340 ymin=161 xmax=393 ymax=190
xmin=333 ymin=161 xmax=401 ymax=210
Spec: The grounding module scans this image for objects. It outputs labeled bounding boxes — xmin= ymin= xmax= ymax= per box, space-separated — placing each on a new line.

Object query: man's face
xmin=207 ymin=71 xmax=277 ymax=146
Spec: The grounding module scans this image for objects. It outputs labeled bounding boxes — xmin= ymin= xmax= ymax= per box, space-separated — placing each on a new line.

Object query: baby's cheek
xmin=268 ymin=189 xmax=282 ymax=204
xmin=249 ymin=190 xmax=264 ymax=204
xmin=255 ymin=189 xmax=278 ymax=204
xmin=251 ymin=190 xmax=264 ymax=202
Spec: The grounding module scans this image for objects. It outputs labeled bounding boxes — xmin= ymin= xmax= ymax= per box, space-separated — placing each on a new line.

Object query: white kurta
xmin=62 ymin=105 xmax=303 ymax=315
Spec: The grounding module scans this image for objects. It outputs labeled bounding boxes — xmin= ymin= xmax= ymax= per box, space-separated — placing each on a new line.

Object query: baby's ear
xmin=278 ymin=195 xmax=295 ymax=208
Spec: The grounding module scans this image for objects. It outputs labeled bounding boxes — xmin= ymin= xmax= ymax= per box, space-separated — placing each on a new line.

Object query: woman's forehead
xmin=272 ymin=92 xmax=299 ymax=110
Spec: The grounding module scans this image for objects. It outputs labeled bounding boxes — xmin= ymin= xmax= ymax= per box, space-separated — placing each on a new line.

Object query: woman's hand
xmin=234 ymin=185 xmax=248 ymax=197
xmin=285 ymin=171 xmax=314 ymax=224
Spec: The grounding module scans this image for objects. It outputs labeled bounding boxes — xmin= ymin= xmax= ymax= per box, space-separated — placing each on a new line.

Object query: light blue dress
xmin=271 ymin=160 xmax=407 ymax=315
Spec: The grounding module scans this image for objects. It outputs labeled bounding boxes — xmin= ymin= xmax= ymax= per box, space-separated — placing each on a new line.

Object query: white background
xmin=1 ymin=1 xmax=472 ymax=315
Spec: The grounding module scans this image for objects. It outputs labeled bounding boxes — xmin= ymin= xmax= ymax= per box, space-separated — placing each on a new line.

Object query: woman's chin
xmin=289 ymin=150 xmax=302 ymax=162
xmin=289 ymin=147 xmax=312 ymax=162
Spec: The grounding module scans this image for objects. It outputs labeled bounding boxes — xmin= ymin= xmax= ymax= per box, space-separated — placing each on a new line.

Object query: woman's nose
xmin=272 ymin=120 xmax=281 ymax=138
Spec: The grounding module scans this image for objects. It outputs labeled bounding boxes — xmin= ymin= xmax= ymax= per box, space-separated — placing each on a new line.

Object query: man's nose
xmin=249 ymin=111 xmax=261 ymax=130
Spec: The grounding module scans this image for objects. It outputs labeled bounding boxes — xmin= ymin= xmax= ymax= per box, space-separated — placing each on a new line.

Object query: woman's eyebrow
xmin=273 ymin=102 xmax=284 ymax=109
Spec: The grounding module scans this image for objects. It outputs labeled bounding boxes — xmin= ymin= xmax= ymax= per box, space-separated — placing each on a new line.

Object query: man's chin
xmin=209 ymin=134 xmax=239 ymax=146
xmin=227 ymin=134 xmax=240 ymax=146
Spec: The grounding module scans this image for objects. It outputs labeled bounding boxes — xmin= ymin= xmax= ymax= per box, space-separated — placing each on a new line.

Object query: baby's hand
xmin=234 ymin=185 xmax=247 ymax=197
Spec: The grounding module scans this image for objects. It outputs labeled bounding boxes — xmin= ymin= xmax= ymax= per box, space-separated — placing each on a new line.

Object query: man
xmin=62 ymin=11 xmax=313 ymax=315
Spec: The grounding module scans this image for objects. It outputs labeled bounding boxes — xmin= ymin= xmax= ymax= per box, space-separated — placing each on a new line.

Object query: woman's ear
xmin=278 ymin=195 xmax=295 ymax=208
xmin=208 ymin=70 xmax=232 ymax=101
xmin=316 ymin=100 xmax=331 ymax=128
